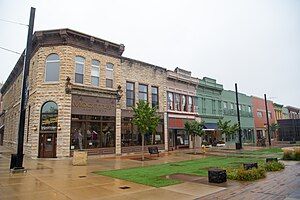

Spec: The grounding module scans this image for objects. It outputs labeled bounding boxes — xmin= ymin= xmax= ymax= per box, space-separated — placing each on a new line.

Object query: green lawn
xmin=241 ymin=147 xmax=283 ymax=157
xmin=95 ymin=156 xmax=261 ymax=188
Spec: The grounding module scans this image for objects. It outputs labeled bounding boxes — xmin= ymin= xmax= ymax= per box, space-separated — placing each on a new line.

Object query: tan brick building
xmin=1 ymin=29 xmax=169 ymax=158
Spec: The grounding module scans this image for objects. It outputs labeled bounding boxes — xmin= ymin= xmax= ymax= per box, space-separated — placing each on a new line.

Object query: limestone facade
xmin=1 ymin=29 xmax=170 ymax=157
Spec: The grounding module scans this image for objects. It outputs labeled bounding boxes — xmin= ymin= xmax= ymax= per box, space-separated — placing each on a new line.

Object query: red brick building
xmin=251 ymin=96 xmax=276 ymax=143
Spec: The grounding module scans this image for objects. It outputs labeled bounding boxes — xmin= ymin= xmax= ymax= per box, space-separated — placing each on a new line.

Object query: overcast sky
xmin=0 ymin=0 xmax=299 ymax=107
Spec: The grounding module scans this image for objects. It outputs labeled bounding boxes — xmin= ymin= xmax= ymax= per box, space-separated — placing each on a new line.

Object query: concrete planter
xmin=72 ymin=151 xmax=87 ymax=166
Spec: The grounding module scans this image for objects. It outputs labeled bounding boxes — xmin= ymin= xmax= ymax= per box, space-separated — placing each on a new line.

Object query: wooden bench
xmin=148 ymin=146 xmax=159 ymax=157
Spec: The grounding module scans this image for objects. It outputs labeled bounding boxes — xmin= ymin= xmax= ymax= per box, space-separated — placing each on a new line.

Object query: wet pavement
xmin=0 ymin=146 xmax=299 ymax=200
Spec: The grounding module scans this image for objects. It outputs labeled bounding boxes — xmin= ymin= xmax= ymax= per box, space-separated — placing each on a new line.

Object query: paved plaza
xmin=0 ymin=146 xmax=299 ymax=200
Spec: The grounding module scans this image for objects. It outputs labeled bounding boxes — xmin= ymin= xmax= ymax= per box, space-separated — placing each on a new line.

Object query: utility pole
xmin=235 ymin=83 xmax=242 ymax=149
xmin=11 ymin=7 xmax=35 ymax=170
xmin=264 ymin=94 xmax=271 ymax=146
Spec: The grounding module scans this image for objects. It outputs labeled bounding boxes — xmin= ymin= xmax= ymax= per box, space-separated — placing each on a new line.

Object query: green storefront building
xmin=197 ymin=77 xmax=223 ymax=142
xmin=221 ymin=90 xmax=255 ymax=144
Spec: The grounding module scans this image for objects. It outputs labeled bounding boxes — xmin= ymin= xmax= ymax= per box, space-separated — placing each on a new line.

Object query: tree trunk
xmin=194 ymin=135 xmax=196 ymax=154
xmin=142 ymin=134 xmax=145 ymax=161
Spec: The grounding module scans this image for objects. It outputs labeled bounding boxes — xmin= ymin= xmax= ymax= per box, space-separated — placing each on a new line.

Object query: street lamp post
xmin=10 ymin=7 xmax=35 ymax=170
xmin=264 ymin=94 xmax=271 ymax=146
xmin=235 ymin=83 xmax=242 ymax=149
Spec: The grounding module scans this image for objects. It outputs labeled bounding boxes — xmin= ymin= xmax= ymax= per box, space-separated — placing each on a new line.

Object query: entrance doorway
xmin=169 ymin=129 xmax=189 ymax=150
xmin=39 ymin=133 xmax=57 ymax=158
xmin=38 ymin=101 xmax=58 ymax=158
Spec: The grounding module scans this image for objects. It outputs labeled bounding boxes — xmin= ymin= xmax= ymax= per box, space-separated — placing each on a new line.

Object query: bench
xmin=148 ymin=146 xmax=159 ymax=157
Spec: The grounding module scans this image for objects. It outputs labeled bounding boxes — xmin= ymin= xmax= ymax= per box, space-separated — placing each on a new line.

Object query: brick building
xmin=166 ymin=68 xmax=199 ymax=150
xmin=251 ymin=96 xmax=276 ymax=143
xmin=1 ymin=29 xmax=170 ymax=158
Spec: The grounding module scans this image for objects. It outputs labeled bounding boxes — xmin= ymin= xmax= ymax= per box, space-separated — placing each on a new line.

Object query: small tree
xmin=270 ymin=123 xmax=280 ymax=139
xmin=132 ymin=100 xmax=160 ymax=161
xmin=217 ymin=120 xmax=239 ymax=143
xmin=184 ymin=121 xmax=205 ymax=154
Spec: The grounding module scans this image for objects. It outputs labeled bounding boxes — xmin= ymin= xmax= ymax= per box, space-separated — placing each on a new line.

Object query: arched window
xmin=45 ymin=54 xmax=60 ymax=82
xmin=40 ymin=101 xmax=58 ymax=131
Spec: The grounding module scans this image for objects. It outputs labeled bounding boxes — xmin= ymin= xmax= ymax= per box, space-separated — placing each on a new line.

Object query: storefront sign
xmin=72 ymin=95 xmax=116 ymax=116
xmin=41 ymin=115 xmax=57 ymax=131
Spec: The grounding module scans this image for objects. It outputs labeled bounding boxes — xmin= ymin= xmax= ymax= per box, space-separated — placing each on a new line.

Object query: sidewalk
xmin=0 ymin=146 xmax=299 ymax=200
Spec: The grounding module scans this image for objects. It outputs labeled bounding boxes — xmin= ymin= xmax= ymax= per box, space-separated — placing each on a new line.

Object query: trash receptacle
xmin=10 ymin=154 xmax=18 ymax=169
xmin=235 ymin=143 xmax=242 ymax=150
xmin=10 ymin=154 xmax=24 ymax=169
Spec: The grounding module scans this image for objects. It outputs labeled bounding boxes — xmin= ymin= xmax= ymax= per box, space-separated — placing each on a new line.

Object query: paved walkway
xmin=0 ymin=146 xmax=299 ymax=200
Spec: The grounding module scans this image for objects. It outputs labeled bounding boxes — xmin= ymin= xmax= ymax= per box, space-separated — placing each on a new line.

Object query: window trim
xmin=126 ymin=81 xmax=135 ymax=107
xmin=151 ymin=86 xmax=159 ymax=108
xmin=91 ymin=59 xmax=100 ymax=86
xmin=138 ymin=83 xmax=148 ymax=101
xmin=45 ymin=53 xmax=60 ymax=83
xmin=75 ymin=56 xmax=85 ymax=84
xmin=106 ymin=63 xmax=114 ymax=88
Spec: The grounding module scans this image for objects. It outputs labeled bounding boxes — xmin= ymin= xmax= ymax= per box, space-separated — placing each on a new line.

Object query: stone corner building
xmin=1 ymin=29 xmax=168 ymax=158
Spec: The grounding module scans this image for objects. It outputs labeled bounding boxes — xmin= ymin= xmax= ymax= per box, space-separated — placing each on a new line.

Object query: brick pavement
xmin=199 ymin=161 xmax=300 ymax=200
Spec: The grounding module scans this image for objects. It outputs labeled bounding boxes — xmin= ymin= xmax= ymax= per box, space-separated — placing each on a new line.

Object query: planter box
xmin=243 ymin=162 xmax=258 ymax=170
xmin=72 ymin=151 xmax=87 ymax=166
xmin=208 ymin=168 xmax=227 ymax=183
xmin=266 ymin=158 xmax=278 ymax=163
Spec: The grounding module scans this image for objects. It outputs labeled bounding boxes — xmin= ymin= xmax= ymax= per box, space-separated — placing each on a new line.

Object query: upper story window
xmin=268 ymin=112 xmax=272 ymax=119
xmin=223 ymin=102 xmax=227 ymax=109
xmin=91 ymin=60 xmax=100 ymax=86
xmin=138 ymin=84 xmax=148 ymax=101
xmin=151 ymin=86 xmax=158 ymax=108
xmin=181 ymin=95 xmax=187 ymax=111
xmin=175 ymin=94 xmax=180 ymax=111
xmin=218 ymin=101 xmax=222 ymax=110
xmin=238 ymin=104 xmax=242 ymax=111
xmin=126 ymin=82 xmax=135 ymax=107
xmin=230 ymin=103 xmax=234 ymax=110
xmin=257 ymin=111 xmax=263 ymax=118
xmin=106 ymin=63 xmax=114 ymax=88
xmin=45 ymin=54 xmax=60 ymax=82
xmin=188 ymin=96 xmax=193 ymax=112
xmin=248 ymin=106 xmax=252 ymax=113
xmin=75 ymin=56 xmax=85 ymax=84
xmin=168 ymin=92 xmax=174 ymax=110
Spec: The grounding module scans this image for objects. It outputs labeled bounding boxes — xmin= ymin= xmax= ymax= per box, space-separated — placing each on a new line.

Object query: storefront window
xmin=121 ymin=117 xmax=164 ymax=147
xmin=70 ymin=115 xmax=115 ymax=150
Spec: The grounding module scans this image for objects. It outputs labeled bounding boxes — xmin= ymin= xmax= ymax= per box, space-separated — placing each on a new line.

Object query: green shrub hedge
xmin=283 ymin=148 xmax=300 ymax=161
xmin=227 ymin=167 xmax=266 ymax=181
xmin=227 ymin=161 xmax=285 ymax=181
xmin=264 ymin=161 xmax=285 ymax=172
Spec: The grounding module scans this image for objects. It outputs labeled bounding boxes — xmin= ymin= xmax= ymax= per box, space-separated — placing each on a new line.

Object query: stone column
xmin=115 ymin=104 xmax=122 ymax=155
xmin=164 ymin=112 xmax=168 ymax=151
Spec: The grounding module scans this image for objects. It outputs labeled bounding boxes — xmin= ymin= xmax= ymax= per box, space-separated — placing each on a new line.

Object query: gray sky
xmin=0 ymin=0 xmax=299 ymax=107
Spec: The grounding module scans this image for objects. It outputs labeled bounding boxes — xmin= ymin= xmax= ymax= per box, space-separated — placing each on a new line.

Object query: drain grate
xmin=78 ymin=175 xmax=86 ymax=178
xmin=119 ymin=186 xmax=131 ymax=190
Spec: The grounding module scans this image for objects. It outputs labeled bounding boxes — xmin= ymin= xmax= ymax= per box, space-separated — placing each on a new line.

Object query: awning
xmin=203 ymin=123 xmax=218 ymax=131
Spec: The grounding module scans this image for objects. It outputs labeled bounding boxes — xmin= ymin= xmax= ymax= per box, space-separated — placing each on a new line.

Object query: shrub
xmin=283 ymin=149 xmax=294 ymax=160
xmin=264 ymin=161 xmax=285 ymax=172
xmin=294 ymin=148 xmax=300 ymax=161
xmin=227 ymin=167 xmax=266 ymax=181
